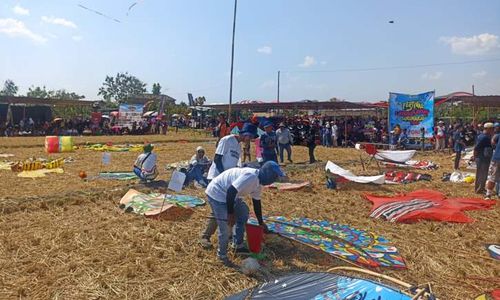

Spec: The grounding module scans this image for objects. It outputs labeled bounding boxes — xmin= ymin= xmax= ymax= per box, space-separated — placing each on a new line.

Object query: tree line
xmin=0 ymin=72 xmax=205 ymax=105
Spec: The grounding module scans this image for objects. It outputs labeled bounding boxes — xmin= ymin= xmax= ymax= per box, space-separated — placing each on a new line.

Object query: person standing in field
xmin=485 ymin=123 xmax=500 ymax=199
xmin=260 ymin=121 xmax=278 ymax=163
xmin=215 ymin=113 xmax=230 ymax=146
xmin=276 ymin=122 xmax=293 ymax=163
xmin=473 ymin=122 xmax=494 ymax=194
xmin=453 ymin=125 xmax=466 ymax=171
xmin=435 ymin=121 xmax=446 ymax=152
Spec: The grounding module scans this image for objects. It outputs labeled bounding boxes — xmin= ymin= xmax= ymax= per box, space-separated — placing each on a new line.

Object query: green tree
xmin=152 ymin=83 xmax=161 ymax=95
xmin=27 ymin=86 xmax=84 ymax=100
xmin=0 ymin=79 xmax=19 ymax=96
xmin=27 ymin=86 xmax=49 ymax=98
xmin=50 ymin=89 xmax=85 ymax=100
xmin=98 ymin=72 xmax=147 ymax=103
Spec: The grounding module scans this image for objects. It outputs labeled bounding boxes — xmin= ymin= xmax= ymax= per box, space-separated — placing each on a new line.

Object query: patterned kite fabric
xmin=151 ymin=193 xmax=206 ymax=208
xmin=369 ymin=199 xmax=435 ymax=222
xmin=120 ymin=189 xmax=205 ymax=216
xmin=98 ymin=172 xmax=137 ymax=180
xmin=249 ymin=216 xmax=406 ymax=269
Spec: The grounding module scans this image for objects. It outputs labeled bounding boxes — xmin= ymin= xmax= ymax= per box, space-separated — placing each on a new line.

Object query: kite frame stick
xmin=327 ymin=266 xmax=440 ymax=300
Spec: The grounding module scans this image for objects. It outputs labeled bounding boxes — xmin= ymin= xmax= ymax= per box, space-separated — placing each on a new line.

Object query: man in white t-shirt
xmin=133 ymin=144 xmax=158 ymax=182
xmin=205 ymin=161 xmax=285 ymax=266
xmin=200 ymin=122 xmax=258 ymax=249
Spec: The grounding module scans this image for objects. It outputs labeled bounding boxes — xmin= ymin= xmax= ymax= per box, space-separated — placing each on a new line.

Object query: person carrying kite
xmin=200 ymin=122 xmax=259 ymax=249
xmin=205 ymin=161 xmax=285 ymax=266
xmin=133 ymin=144 xmax=158 ymax=182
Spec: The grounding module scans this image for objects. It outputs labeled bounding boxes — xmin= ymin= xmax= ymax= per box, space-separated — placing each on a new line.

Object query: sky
xmin=1 ymin=0 xmax=500 ymax=104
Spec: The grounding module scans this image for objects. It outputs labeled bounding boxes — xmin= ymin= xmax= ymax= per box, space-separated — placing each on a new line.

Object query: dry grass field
xmin=0 ymin=131 xmax=498 ymax=299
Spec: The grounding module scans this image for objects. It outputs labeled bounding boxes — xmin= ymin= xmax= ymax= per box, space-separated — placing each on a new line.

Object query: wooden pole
xmin=228 ymin=0 xmax=238 ymax=121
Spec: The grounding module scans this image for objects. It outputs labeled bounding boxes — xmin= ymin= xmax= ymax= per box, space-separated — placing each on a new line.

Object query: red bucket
xmin=245 ymin=224 xmax=264 ymax=254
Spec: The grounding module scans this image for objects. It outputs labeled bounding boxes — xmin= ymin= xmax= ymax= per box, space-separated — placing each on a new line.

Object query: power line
xmin=282 ymin=58 xmax=500 ymax=73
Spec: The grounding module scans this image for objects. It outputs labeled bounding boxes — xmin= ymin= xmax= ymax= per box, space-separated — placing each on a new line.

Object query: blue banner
xmin=389 ymin=91 xmax=434 ymax=138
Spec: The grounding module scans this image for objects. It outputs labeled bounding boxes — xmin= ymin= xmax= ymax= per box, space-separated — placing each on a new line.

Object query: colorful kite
xmin=385 ymin=171 xmax=432 ymax=184
xmin=380 ymin=160 xmax=439 ymax=170
xmin=475 ymin=290 xmax=500 ymax=300
xmin=226 ymin=272 xmax=434 ymax=300
xmin=119 ymin=189 xmax=205 ymax=217
xmin=250 ymin=216 xmax=406 ymax=269
xmin=364 ymin=189 xmax=495 ymax=223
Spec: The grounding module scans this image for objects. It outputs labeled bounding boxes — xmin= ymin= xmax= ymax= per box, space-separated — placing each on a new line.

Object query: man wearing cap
xmin=184 ymin=146 xmax=211 ymax=188
xmin=473 ymin=122 xmax=495 ymax=194
xmin=276 ymin=122 xmax=293 ymax=163
xmin=485 ymin=123 xmax=500 ymax=199
xmin=435 ymin=121 xmax=446 ymax=152
xmin=260 ymin=121 xmax=278 ymax=163
xmin=205 ymin=161 xmax=285 ymax=266
xmin=133 ymin=144 xmax=158 ymax=182
xmin=200 ymin=123 xmax=258 ymax=248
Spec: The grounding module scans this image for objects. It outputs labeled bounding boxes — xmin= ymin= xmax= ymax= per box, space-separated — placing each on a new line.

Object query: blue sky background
xmin=1 ymin=0 xmax=500 ymax=103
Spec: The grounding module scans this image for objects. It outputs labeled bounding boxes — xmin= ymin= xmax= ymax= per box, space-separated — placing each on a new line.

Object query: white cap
xmin=196 ymin=146 xmax=205 ymax=152
xmin=484 ymin=122 xmax=494 ymax=129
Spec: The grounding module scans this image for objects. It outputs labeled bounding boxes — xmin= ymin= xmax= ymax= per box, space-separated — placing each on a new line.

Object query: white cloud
xmin=472 ymin=70 xmax=487 ymax=78
xmin=13 ymin=5 xmax=30 ymax=16
xmin=440 ymin=33 xmax=500 ymax=55
xmin=421 ymin=71 xmax=443 ymax=80
xmin=257 ymin=46 xmax=272 ymax=55
xmin=299 ymin=56 xmax=316 ymax=68
xmin=72 ymin=35 xmax=83 ymax=42
xmin=41 ymin=16 xmax=77 ymax=29
xmin=0 ymin=18 xmax=47 ymax=43
xmin=260 ymin=80 xmax=275 ymax=89
xmin=320 ymin=61 xmax=327 ymax=65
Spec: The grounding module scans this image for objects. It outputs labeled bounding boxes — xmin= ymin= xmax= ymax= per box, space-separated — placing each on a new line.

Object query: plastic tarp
xmin=374 ymin=150 xmax=416 ymax=163
xmin=325 ymin=161 xmax=385 ymax=185
xmin=225 ymin=272 xmax=411 ymax=300
xmin=364 ymin=189 xmax=496 ymax=223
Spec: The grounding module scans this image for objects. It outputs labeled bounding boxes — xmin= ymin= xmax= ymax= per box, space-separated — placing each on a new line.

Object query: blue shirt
xmin=493 ymin=133 xmax=500 ymax=162
xmin=474 ymin=133 xmax=493 ymax=161
xmin=260 ymin=131 xmax=277 ymax=155
xmin=453 ymin=131 xmax=464 ymax=152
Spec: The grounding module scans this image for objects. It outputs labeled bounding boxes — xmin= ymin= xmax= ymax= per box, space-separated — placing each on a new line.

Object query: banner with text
xmin=118 ymin=104 xmax=144 ymax=129
xmin=389 ymin=91 xmax=434 ymax=138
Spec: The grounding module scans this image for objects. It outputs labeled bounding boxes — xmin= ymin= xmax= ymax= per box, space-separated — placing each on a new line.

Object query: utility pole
xmin=472 ymin=84 xmax=475 ymax=96
xmin=228 ymin=0 xmax=238 ymax=121
xmin=277 ymin=70 xmax=280 ymax=103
